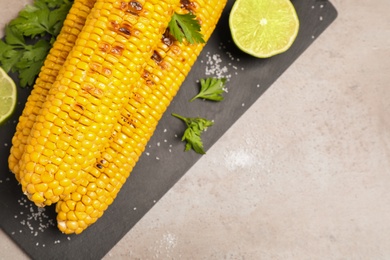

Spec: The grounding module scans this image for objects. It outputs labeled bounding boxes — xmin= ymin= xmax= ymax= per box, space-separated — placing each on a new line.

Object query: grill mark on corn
xmin=162 ymin=29 xmax=175 ymax=46
xmin=55 ymin=0 xmax=227 ymax=234
xmin=82 ymin=84 xmax=105 ymax=98
xmin=111 ymin=44 xmax=125 ymax=56
xmin=120 ymin=1 xmax=143 ymax=15
xmin=98 ymin=42 xmax=111 ymax=53
xmin=151 ymin=50 xmax=163 ymax=63
xmin=180 ymin=0 xmax=197 ymax=12
xmin=16 ymin=0 xmax=182 ymax=208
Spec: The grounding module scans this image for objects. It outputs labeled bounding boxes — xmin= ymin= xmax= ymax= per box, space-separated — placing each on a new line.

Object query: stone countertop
xmin=1 ymin=0 xmax=390 ymax=259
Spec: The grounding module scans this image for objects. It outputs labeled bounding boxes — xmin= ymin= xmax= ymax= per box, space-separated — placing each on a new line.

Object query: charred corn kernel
xmin=9 ymin=0 xmax=97 ymax=181
xmin=17 ymin=0 xmax=181 ymax=207
xmin=56 ymin=0 xmax=227 ymax=234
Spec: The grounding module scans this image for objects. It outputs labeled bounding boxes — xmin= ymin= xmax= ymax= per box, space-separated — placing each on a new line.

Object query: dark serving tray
xmin=0 ymin=0 xmax=337 ymax=259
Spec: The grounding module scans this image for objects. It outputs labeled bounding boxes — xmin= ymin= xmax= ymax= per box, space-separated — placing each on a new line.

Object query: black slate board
xmin=0 ymin=1 xmax=337 ymax=259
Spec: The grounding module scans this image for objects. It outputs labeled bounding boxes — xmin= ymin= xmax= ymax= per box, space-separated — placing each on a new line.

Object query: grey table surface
xmin=1 ymin=0 xmax=390 ymax=259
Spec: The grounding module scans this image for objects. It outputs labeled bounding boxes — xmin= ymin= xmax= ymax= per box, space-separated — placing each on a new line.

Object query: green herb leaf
xmin=10 ymin=5 xmax=48 ymax=38
xmin=49 ymin=2 xmax=72 ymax=37
xmin=9 ymin=0 xmax=71 ymax=38
xmin=168 ymin=12 xmax=205 ymax=44
xmin=0 ymin=0 xmax=71 ymax=87
xmin=172 ymin=113 xmax=214 ymax=154
xmin=15 ymin=40 xmax=51 ymax=87
xmin=0 ymin=26 xmax=26 ymax=73
xmin=190 ymin=78 xmax=227 ymax=102
xmin=4 ymin=25 xmax=26 ymax=47
xmin=41 ymin=0 xmax=69 ymax=9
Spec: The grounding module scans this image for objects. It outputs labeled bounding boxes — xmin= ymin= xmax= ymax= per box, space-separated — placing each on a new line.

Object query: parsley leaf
xmin=50 ymin=3 xmax=72 ymax=38
xmin=0 ymin=26 xmax=26 ymax=73
xmin=168 ymin=12 xmax=205 ymax=44
xmin=0 ymin=0 xmax=71 ymax=87
xmin=172 ymin=113 xmax=214 ymax=154
xmin=42 ymin=0 xmax=70 ymax=9
xmin=16 ymin=40 xmax=51 ymax=87
xmin=10 ymin=0 xmax=71 ymax=39
xmin=190 ymin=78 xmax=227 ymax=102
xmin=9 ymin=5 xmax=49 ymax=38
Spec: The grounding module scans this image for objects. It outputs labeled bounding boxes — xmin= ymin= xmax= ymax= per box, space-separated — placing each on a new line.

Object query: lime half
xmin=0 ymin=67 xmax=17 ymax=124
xmin=229 ymin=0 xmax=299 ymax=58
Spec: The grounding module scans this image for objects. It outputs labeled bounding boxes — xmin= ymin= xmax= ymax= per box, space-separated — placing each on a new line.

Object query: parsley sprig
xmin=190 ymin=78 xmax=227 ymax=102
xmin=10 ymin=0 xmax=71 ymax=40
xmin=0 ymin=0 xmax=72 ymax=87
xmin=172 ymin=113 xmax=214 ymax=154
xmin=168 ymin=12 xmax=205 ymax=44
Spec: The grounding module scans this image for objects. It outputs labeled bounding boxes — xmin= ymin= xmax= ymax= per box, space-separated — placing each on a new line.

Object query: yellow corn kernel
xmin=56 ymin=0 xmax=227 ymax=234
xmin=8 ymin=0 xmax=97 ymax=181
xmin=17 ymin=0 xmax=181 ymax=207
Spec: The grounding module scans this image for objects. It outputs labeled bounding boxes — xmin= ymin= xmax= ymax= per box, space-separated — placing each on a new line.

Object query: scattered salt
xmin=204 ymin=52 xmax=229 ymax=79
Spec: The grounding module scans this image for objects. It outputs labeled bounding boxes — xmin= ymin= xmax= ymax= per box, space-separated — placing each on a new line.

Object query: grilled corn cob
xmin=17 ymin=0 xmax=181 ymax=207
xmin=56 ymin=0 xmax=227 ymax=234
xmin=9 ymin=0 xmax=97 ymax=181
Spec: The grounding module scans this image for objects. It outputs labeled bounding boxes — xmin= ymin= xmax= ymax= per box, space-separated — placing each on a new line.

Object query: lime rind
xmin=229 ymin=0 xmax=300 ymax=58
xmin=0 ymin=67 xmax=17 ymax=125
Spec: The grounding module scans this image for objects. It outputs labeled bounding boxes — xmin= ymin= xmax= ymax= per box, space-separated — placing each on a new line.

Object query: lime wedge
xmin=0 ymin=67 xmax=17 ymax=124
xmin=229 ymin=0 xmax=299 ymax=58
